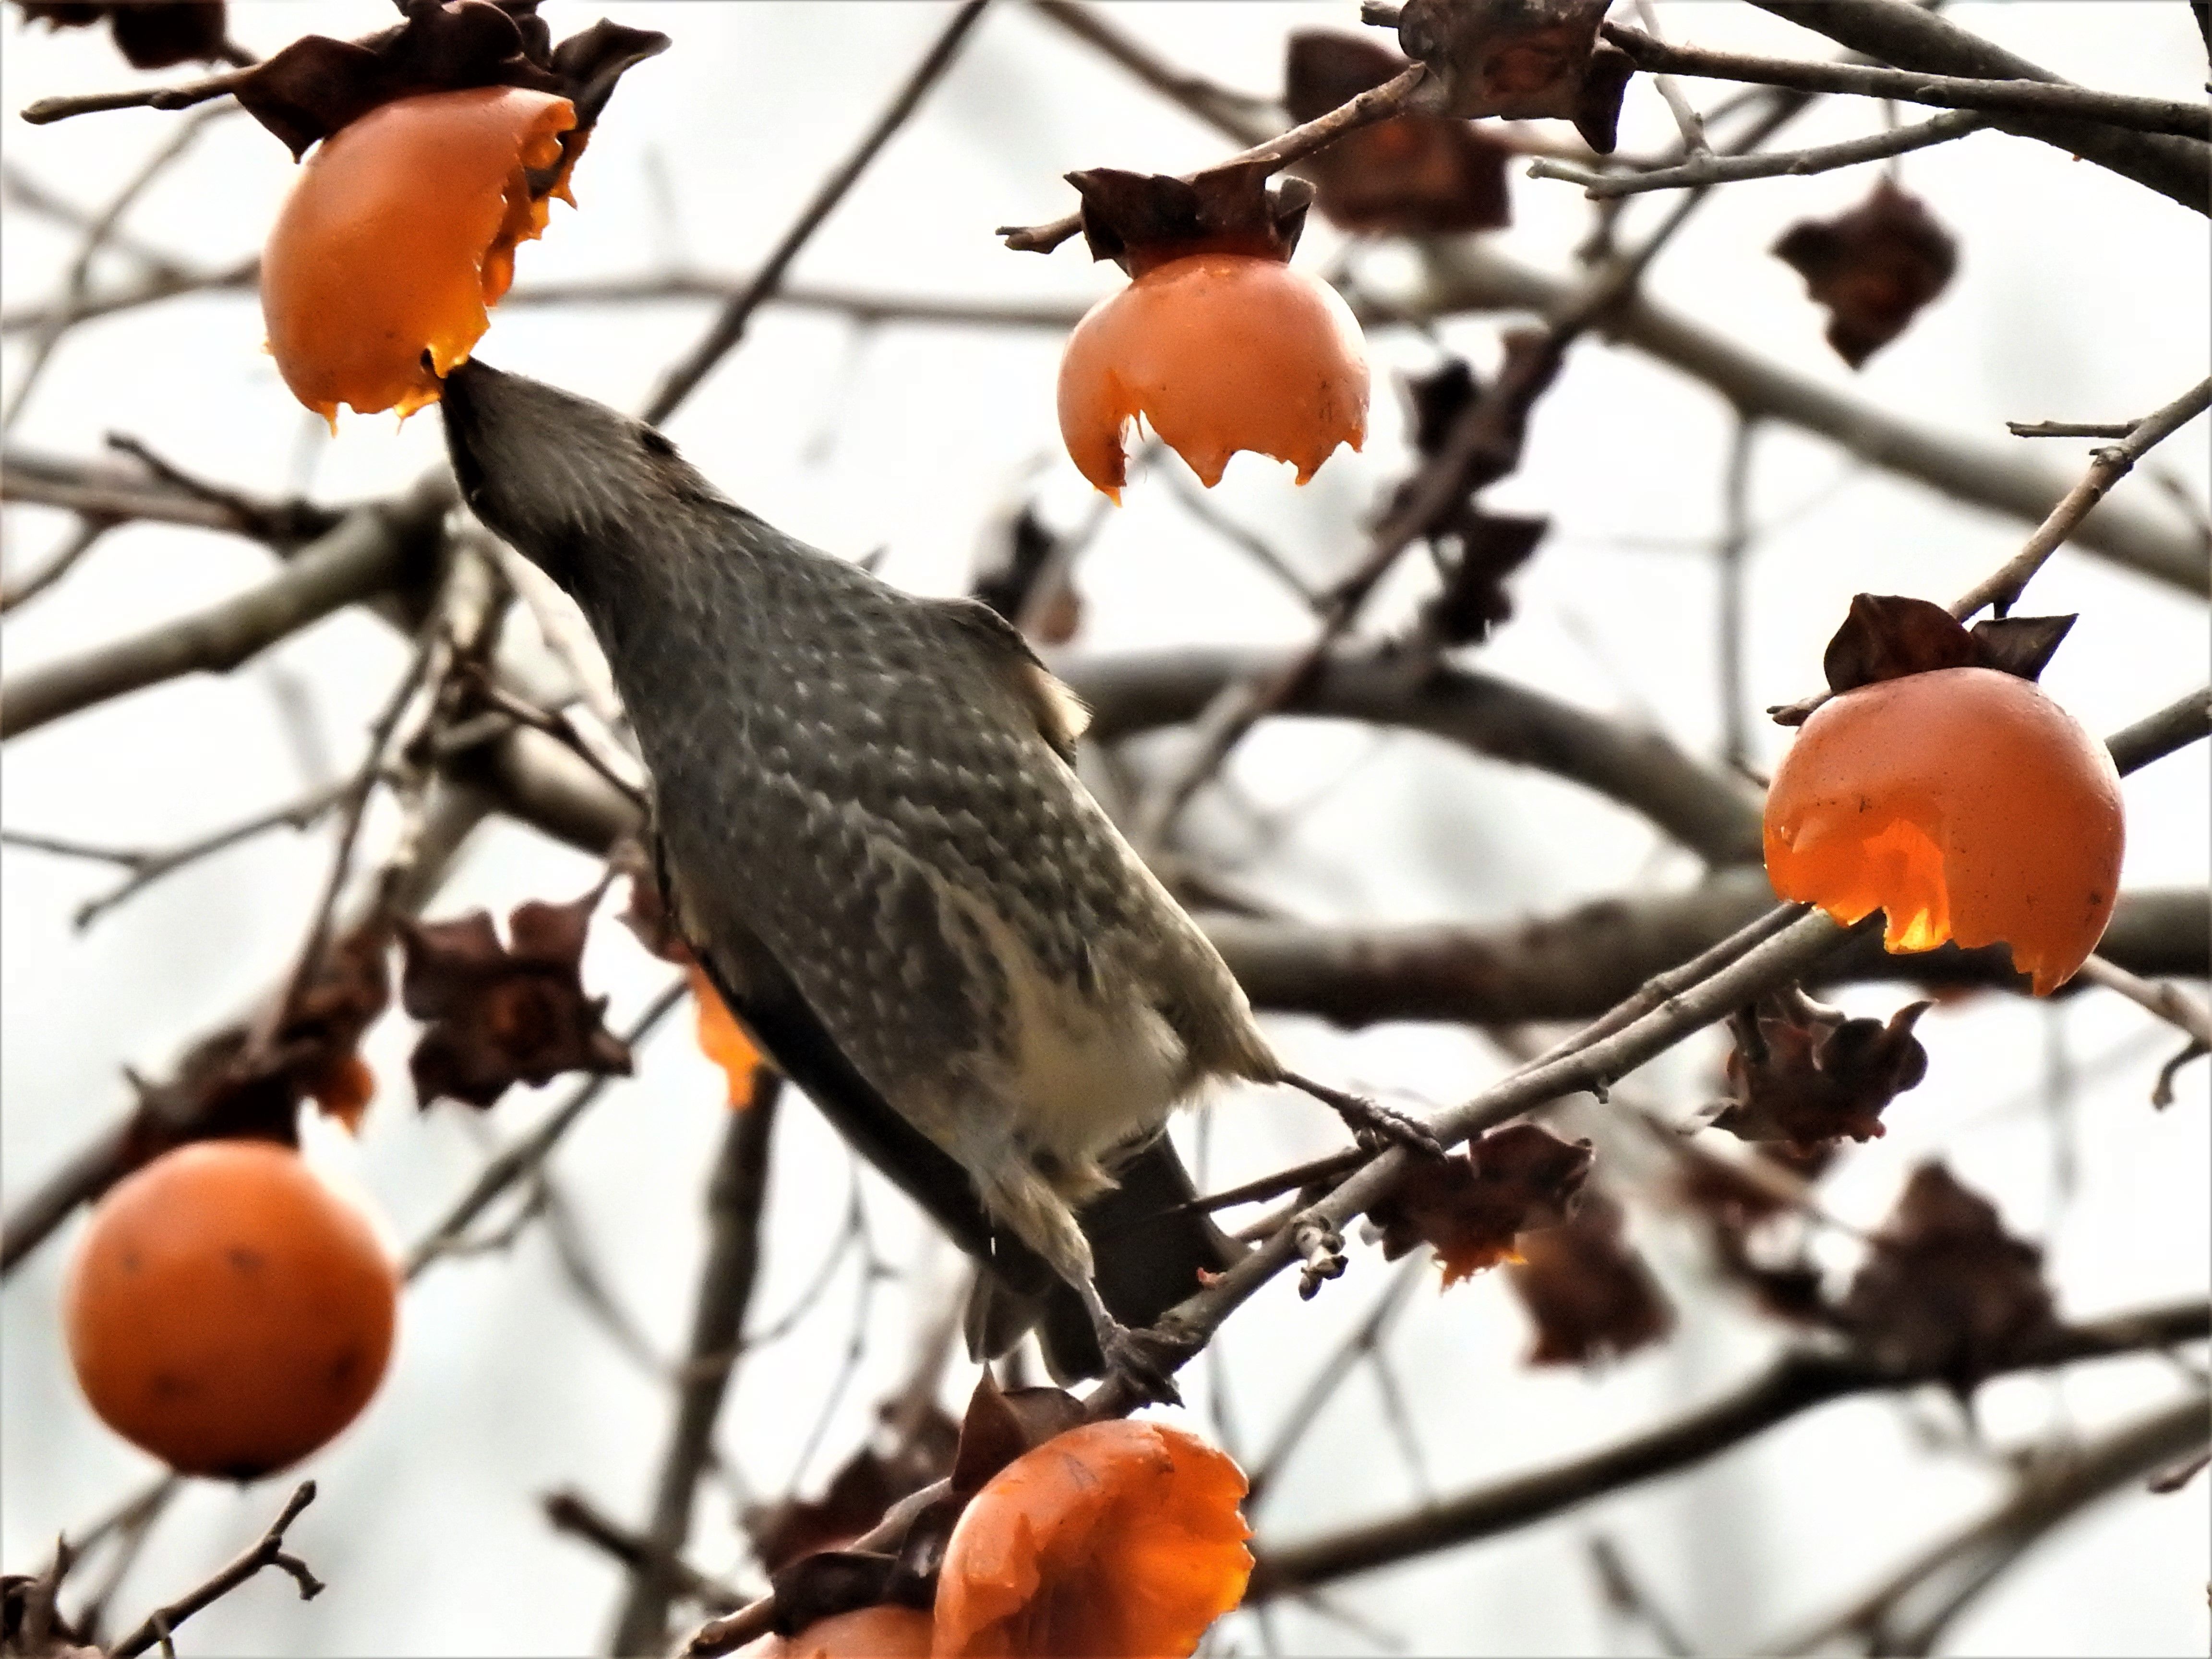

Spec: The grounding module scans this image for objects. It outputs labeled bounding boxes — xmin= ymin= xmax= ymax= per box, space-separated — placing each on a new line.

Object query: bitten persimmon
xmin=933 ymin=1419 xmax=1252 ymax=1658
xmin=1058 ymin=252 xmax=1367 ymax=501
xmin=64 ymin=1140 xmax=398 ymax=1479
xmin=261 ymin=86 xmax=578 ymax=425
xmin=1764 ymin=665 xmax=2123 ymax=995
xmin=744 ymin=1607 xmax=935 ymax=1659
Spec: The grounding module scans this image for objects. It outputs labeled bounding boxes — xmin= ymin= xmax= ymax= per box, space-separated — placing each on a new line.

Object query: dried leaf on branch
xmin=1772 ymin=179 xmax=1958 ymax=369
xmin=1388 ymin=0 xmax=1634 ymax=151
xmin=1710 ymin=987 xmax=1931 ymax=1149
xmin=1838 ymin=1162 xmax=2062 ymax=1393
xmin=1284 ymin=31 xmax=1510 ymax=234
xmin=1506 ymin=1186 xmax=1675 ymax=1364
xmin=399 ymin=886 xmax=632 ymax=1109
xmin=1368 ymin=1121 xmax=1594 ymax=1284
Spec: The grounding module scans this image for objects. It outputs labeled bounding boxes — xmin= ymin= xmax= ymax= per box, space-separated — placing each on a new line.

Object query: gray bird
xmin=439 ymin=359 xmax=1430 ymax=1397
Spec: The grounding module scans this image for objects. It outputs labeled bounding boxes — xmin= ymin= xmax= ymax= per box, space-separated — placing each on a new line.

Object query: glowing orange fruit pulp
xmin=262 ymin=86 xmax=578 ymax=426
xmin=1764 ymin=665 xmax=2124 ymax=995
xmin=64 ymin=1140 xmax=399 ymax=1478
xmin=1058 ymin=252 xmax=1368 ymax=501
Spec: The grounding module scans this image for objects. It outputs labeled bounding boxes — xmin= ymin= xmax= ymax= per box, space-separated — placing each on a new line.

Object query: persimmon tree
xmin=1 ymin=3 xmax=2206 ymax=1657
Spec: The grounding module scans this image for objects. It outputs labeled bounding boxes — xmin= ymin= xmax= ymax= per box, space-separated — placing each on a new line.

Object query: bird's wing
xmin=926 ymin=597 xmax=1090 ymax=762
xmin=660 ymin=837 xmax=1057 ymax=1299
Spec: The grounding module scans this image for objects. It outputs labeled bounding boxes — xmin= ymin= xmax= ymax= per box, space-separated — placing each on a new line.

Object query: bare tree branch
xmin=642 ymin=0 xmax=993 ymax=423
xmin=1747 ymin=0 xmax=2210 ymax=215
xmin=106 ymin=1482 xmax=323 ymax=1658
xmin=1603 ymin=23 xmax=2212 ymax=140
xmin=1205 ymin=877 xmax=2206 ymax=1029
xmin=1242 ymin=1305 xmax=2210 ymax=1599
xmin=541 ymin=1491 xmax=747 ymax=1618
xmin=1768 ymin=1387 xmax=2212 ymax=1654
xmin=608 ymin=1078 xmax=782 ymax=1657
xmin=0 ymin=479 xmax=451 ymax=742
xmin=1951 ymin=374 xmax=2212 ymax=619
xmin=1530 ymin=108 xmax=1985 ymax=197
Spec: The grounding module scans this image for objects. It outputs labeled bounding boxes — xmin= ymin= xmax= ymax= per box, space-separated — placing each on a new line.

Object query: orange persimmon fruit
xmin=64 ymin=1139 xmax=399 ymax=1479
xmin=685 ymin=960 xmax=761 ymax=1109
xmin=1058 ymin=252 xmax=1368 ymax=501
xmin=744 ymin=1607 xmax=936 ymax=1659
xmin=261 ymin=86 xmax=579 ymax=425
xmin=1764 ymin=665 xmax=2123 ymax=995
xmin=932 ymin=1419 xmax=1252 ymax=1658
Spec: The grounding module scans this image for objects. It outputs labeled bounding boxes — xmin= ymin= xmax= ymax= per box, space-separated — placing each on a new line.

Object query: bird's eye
xmin=638 ymin=427 xmax=677 ymax=459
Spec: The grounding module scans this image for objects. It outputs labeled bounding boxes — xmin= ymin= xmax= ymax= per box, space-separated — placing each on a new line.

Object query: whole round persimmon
xmin=261 ymin=86 xmax=579 ymax=425
xmin=933 ymin=1419 xmax=1251 ymax=1658
xmin=64 ymin=1139 xmax=398 ymax=1479
xmin=1058 ymin=252 xmax=1368 ymax=501
xmin=741 ymin=1606 xmax=935 ymax=1658
xmin=1764 ymin=665 xmax=2124 ymax=995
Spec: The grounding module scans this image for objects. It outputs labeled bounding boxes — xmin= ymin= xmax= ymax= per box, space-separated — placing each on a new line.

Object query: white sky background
xmin=2 ymin=3 xmax=2208 ymax=1656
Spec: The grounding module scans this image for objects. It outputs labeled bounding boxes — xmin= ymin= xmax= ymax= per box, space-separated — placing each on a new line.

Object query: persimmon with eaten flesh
xmin=64 ymin=1139 xmax=398 ymax=1479
xmin=933 ymin=1419 xmax=1252 ymax=1658
xmin=261 ymin=86 xmax=578 ymax=425
xmin=1764 ymin=665 xmax=2123 ymax=995
xmin=1058 ymin=252 xmax=1367 ymax=501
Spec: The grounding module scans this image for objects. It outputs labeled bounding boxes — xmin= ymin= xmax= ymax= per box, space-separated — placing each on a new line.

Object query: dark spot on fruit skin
xmin=120 ymin=1248 xmax=142 ymax=1273
xmin=226 ymin=1245 xmax=266 ymax=1276
xmin=149 ymin=1370 xmax=198 ymax=1399
xmin=328 ymin=1349 xmax=359 ymax=1390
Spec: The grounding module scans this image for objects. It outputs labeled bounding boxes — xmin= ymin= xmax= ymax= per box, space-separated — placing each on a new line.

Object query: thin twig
xmin=608 ymin=1077 xmax=782 ymax=1657
xmin=2006 ymin=420 xmax=2137 ymax=439
xmin=4 ymin=106 xmax=228 ymax=432
xmin=1602 ymin=22 xmax=2212 ymax=141
xmin=1246 ymin=1256 xmax=1428 ymax=1511
xmin=1629 ymin=1 xmax=1711 ymax=157
xmin=107 ymin=1482 xmax=323 ymax=1659
xmin=1528 ymin=108 xmax=1985 ymax=198
xmin=19 ymin=65 xmax=256 ymax=127
xmin=543 ymin=1491 xmax=749 ymax=1616
xmin=1951 ymin=374 xmax=2212 ymax=620
xmin=0 ymin=784 xmax=348 ymax=932
xmin=2072 ymin=955 xmax=2212 ymax=1048
xmin=642 ymin=0 xmax=993 ymax=424
xmin=0 ymin=516 xmax=112 ymax=613
xmin=0 ymin=478 xmax=449 ymax=742
xmin=1717 ymin=414 xmax=1758 ymax=774
xmin=403 ymin=980 xmax=689 ymax=1276
xmin=1767 ymin=1388 xmax=2212 ymax=1654
xmin=996 ymin=61 xmax=1431 ymax=253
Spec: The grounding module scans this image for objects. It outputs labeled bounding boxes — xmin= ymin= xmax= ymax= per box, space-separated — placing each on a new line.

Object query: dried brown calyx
xmin=1772 ymin=178 xmax=1959 ymax=370
xmin=1771 ymin=592 xmax=2076 ymax=726
xmin=1386 ymin=0 xmax=1634 ymax=153
xmin=1838 ymin=1162 xmax=2061 ymax=1394
xmin=1064 ymin=160 xmax=1313 ymax=277
xmin=1368 ymin=1121 xmax=1595 ymax=1284
xmin=224 ymin=0 xmax=666 ymax=159
xmin=1394 ymin=355 xmax=1550 ymax=643
xmin=1710 ymin=986 xmax=1931 ymax=1149
xmin=399 ymin=883 xmax=633 ymax=1109
xmin=1285 ymin=31 xmax=1510 ymax=234
xmin=1505 ymin=1185 xmax=1675 ymax=1364
xmin=117 ymin=916 xmax=393 ymax=1166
